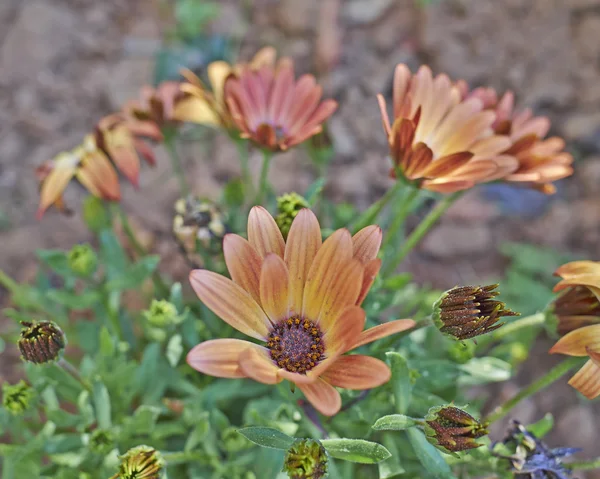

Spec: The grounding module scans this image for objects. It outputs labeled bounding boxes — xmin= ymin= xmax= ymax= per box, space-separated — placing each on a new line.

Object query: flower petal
xmin=348 ymin=319 xmax=416 ymax=351
xmin=298 ymin=378 xmax=342 ymax=416
xmin=223 ymin=234 xmax=262 ymax=303
xmin=285 ymin=209 xmax=322 ymax=315
xmin=76 ymin=150 xmax=121 ymax=200
xmin=549 ymin=324 xmax=600 ymax=356
xmin=568 ymin=359 xmax=600 ymax=399
xmin=260 ymin=253 xmax=290 ymax=322
xmin=37 ymin=156 xmax=77 ymax=218
xmin=248 ymin=206 xmax=286 ymax=259
xmin=555 ymin=261 xmax=600 ymax=279
xmin=356 ymin=259 xmax=381 ymax=306
xmin=324 ymin=306 xmax=366 ymax=353
xmin=189 ymin=270 xmax=270 ymax=340
xmin=187 ymin=339 xmax=262 ymax=378
xmin=352 ymin=226 xmax=383 ymax=263
xmin=321 ymin=355 xmax=391 ymax=390
xmin=239 ymin=347 xmax=283 ymax=385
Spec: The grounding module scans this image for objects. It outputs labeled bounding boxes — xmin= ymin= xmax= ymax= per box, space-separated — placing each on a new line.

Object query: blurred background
xmin=0 ymin=0 xmax=599 ymax=475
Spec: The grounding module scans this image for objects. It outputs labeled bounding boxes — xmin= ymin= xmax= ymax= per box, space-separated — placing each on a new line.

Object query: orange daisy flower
xmin=552 ymin=261 xmax=600 ymax=335
xmin=36 ymin=135 xmax=120 ymax=218
xmin=187 ymin=207 xmax=415 ymax=416
xmin=459 ymin=85 xmax=573 ymax=194
xmin=377 ymin=65 xmax=517 ymax=193
xmin=223 ymin=52 xmax=338 ymax=151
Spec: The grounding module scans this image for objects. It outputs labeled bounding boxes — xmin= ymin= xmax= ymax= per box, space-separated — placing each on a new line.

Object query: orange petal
xmin=357 ymin=259 xmax=381 ymax=306
xmin=223 ymin=234 xmax=262 ymax=303
xmin=555 ymin=261 xmax=600 ymax=280
xmin=588 ymin=347 xmax=600 ymax=367
xmin=302 ymin=229 xmax=353 ymax=321
xmin=422 ymin=152 xmax=474 ymax=178
xmin=568 ymin=359 xmax=600 ymax=399
xmin=189 ymin=270 xmax=271 ymax=340
xmin=549 ymin=324 xmax=600 ymax=356
xmin=285 ymin=209 xmax=322 ymax=315
xmin=324 ymin=306 xmax=366 ymax=353
xmin=260 ymin=253 xmax=290 ymax=322
xmin=239 ymin=347 xmax=282 ymax=385
xmin=554 ymin=275 xmax=600 ymax=294
xmin=348 ymin=319 xmax=416 ymax=351
xmin=76 ymin=150 xmax=121 ymax=200
xmin=187 ymin=338 xmax=263 ymax=378
xmin=321 ymin=355 xmax=391 ymax=390
xmin=248 ymin=206 xmax=286 ymax=259
xmin=298 ymin=378 xmax=342 ymax=416
xmin=37 ymin=155 xmax=78 ymax=218
xmin=352 ymin=225 xmax=383 ymax=263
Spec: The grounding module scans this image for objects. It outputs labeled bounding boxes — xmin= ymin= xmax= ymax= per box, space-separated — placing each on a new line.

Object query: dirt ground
xmin=1 ymin=0 xmax=600 ymax=475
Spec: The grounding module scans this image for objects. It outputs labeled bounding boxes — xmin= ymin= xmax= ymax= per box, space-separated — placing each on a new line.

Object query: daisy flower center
xmin=267 ymin=316 xmax=325 ymax=374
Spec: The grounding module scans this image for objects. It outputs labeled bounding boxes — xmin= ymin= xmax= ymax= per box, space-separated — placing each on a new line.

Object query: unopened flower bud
xmin=552 ymin=286 xmax=600 ymax=336
xmin=2 ymin=380 xmax=35 ymax=415
xmin=18 ymin=321 xmax=66 ymax=364
xmin=283 ymin=438 xmax=328 ymax=479
xmin=110 ymin=445 xmax=164 ymax=479
xmin=89 ymin=428 xmax=114 ymax=454
xmin=276 ymin=193 xmax=309 ymax=239
xmin=143 ymin=299 xmax=181 ymax=328
xmin=433 ymin=284 xmax=518 ymax=340
xmin=68 ymin=244 xmax=97 ymax=277
xmin=424 ymin=406 xmax=488 ymax=454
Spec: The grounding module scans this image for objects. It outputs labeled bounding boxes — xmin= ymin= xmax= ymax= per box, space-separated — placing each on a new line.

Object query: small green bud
xmin=447 ymin=341 xmax=476 ymax=364
xmin=143 ymin=299 xmax=182 ymax=328
xmin=89 ymin=428 xmax=114 ymax=454
xmin=283 ymin=438 xmax=328 ymax=479
xmin=276 ymin=193 xmax=309 ymax=239
xmin=424 ymin=405 xmax=488 ymax=454
xmin=110 ymin=445 xmax=164 ymax=479
xmin=222 ymin=427 xmax=253 ymax=453
xmin=82 ymin=196 xmax=111 ymax=233
xmin=18 ymin=321 xmax=66 ymax=364
xmin=2 ymin=380 xmax=35 ymax=415
xmin=68 ymin=244 xmax=97 ymax=277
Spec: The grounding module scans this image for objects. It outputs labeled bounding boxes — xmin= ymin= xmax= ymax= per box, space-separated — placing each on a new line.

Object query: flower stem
xmin=162 ymin=451 xmax=208 ymax=465
xmin=164 ymin=128 xmax=189 ymax=196
xmin=566 ymin=458 xmax=600 ymax=471
xmin=255 ymin=149 xmax=274 ymax=205
xmin=0 ymin=268 xmax=18 ymax=294
xmin=381 ymin=187 xmax=421 ymax=251
xmin=235 ymin=138 xmax=254 ymax=198
xmin=58 ymin=358 xmax=91 ymax=391
xmin=382 ymin=191 xmax=462 ymax=277
xmin=351 ymin=182 xmax=403 ymax=234
xmin=484 ymin=356 xmax=584 ymax=424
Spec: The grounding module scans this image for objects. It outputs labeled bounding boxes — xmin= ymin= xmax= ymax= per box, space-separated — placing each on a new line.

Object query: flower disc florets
xmin=267 ymin=317 xmax=325 ymax=374
xmin=18 ymin=321 xmax=66 ymax=364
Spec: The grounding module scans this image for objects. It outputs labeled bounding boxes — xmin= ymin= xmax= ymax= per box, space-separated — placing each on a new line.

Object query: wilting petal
xmin=36 ymin=155 xmax=78 ymax=218
xmin=549 ymin=324 xmax=600 ymax=356
xmin=285 ymin=209 xmax=322 ymax=315
xmin=348 ymin=319 xmax=416 ymax=351
xmin=223 ymin=234 xmax=262 ymax=302
xmin=568 ymin=359 xmax=600 ymax=399
xmin=352 ymin=226 xmax=382 ymax=263
xmin=187 ymin=339 xmax=263 ymax=378
xmin=77 ymin=150 xmax=120 ymax=200
xmin=356 ymin=259 xmax=381 ymax=306
xmin=321 ymin=355 xmax=391 ymax=390
xmin=298 ymin=378 xmax=342 ymax=416
xmin=260 ymin=253 xmax=290 ymax=322
xmin=248 ymin=206 xmax=286 ymax=259
xmin=302 ymin=229 xmax=353 ymax=321
xmin=189 ymin=270 xmax=271 ymax=340
xmin=324 ymin=306 xmax=366 ymax=353
xmin=239 ymin=347 xmax=282 ymax=385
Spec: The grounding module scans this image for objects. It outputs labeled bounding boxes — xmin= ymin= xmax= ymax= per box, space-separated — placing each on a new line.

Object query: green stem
xmin=58 ymin=358 xmax=91 ymax=391
xmin=351 ymin=182 xmax=403 ymax=234
xmin=477 ymin=312 xmax=546 ymax=349
xmin=484 ymin=356 xmax=584 ymax=424
xmin=162 ymin=451 xmax=208 ymax=465
xmin=382 ymin=191 xmax=462 ymax=277
xmin=381 ymin=187 xmax=421 ymax=251
xmin=0 ymin=269 xmax=18 ymax=293
xmin=235 ymin=138 xmax=254 ymax=197
xmin=164 ymin=130 xmax=189 ymax=196
xmin=566 ymin=458 xmax=600 ymax=471
xmin=255 ymin=149 xmax=274 ymax=205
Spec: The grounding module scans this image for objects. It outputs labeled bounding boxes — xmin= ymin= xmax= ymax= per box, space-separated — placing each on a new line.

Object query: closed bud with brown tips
xmin=18 ymin=321 xmax=66 ymax=364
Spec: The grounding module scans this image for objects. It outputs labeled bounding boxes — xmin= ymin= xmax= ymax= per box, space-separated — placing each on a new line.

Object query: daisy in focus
xmin=187 ymin=207 xmax=415 ymax=416
xmin=377 ymin=65 xmax=517 ymax=193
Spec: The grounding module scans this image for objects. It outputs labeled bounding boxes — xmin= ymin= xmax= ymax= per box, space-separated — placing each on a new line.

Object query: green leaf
xmin=223 ymin=178 xmax=246 ymax=208
xmin=36 ymin=249 xmax=71 ymax=277
xmin=99 ymin=326 xmax=115 ymax=358
xmin=166 ymin=334 xmax=183 ymax=367
xmin=92 ymin=381 xmax=111 ymax=429
xmin=458 ymin=357 xmax=512 ymax=386
xmin=105 ymin=256 xmax=160 ymax=291
xmin=47 ymin=290 xmax=101 ymax=310
xmin=321 ymin=438 xmax=391 ymax=464
xmin=386 ymin=352 xmax=412 ymax=414
xmin=124 ymin=405 xmax=161 ymax=436
xmin=527 ymin=413 xmax=554 ymax=438
xmin=305 ymin=178 xmax=326 ymax=206
xmin=378 ymin=435 xmax=405 ymax=478
xmin=382 ymin=273 xmax=412 ymax=290
xmin=406 ymin=428 xmax=455 ymax=479
xmin=373 ymin=414 xmax=419 ymax=431
xmin=236 ymin=427 xmax=295 ymax=450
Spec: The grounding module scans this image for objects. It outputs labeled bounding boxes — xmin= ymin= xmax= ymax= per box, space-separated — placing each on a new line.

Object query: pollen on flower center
xmin=267 ymin=316 xmax=325 ymax=374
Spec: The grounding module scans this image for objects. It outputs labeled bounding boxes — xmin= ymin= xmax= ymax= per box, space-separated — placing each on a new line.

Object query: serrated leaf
xmin=406 ymin=428 xmax=455 ymax=479
xmin=321 ymin=438 xmax=391 ymax=464
xmin=236 ymin=427 xmax=295 ymax=450
xmin=386 ymin=352 xmax=412 ymax=414
xmin=373 ymin=414 xmax=419 ymax=431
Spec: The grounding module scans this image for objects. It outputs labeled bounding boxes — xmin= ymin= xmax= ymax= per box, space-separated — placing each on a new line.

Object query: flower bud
xmin=424 ymin=406 xmax=488 ymax=454
xmin=68 ymin=244 xmax=97 ymax=277
xmin=276 ymin=193 xmax=309 ymax=239
xmin=433 ymin=284 xmax=518 ymax=340
xmin=283 ymin=438 xmax=328 ymax=479
xmin=110 ymin=445 xmax=164 ymax=479
xmin=143 ymin=299 xmax=182 ymax=328
xmin=18 ymin=321 xmax=66 ymax=364
xmin=89 ymin=429 xmax=114 ymax=454
xmin=552 ymin=286 xmax=600 ymax=336
xmin=2 ymin=380 xmax=35 ymax=415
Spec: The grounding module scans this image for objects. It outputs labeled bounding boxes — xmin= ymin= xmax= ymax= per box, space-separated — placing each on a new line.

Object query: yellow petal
xmin=555 ymin=261 xmax=600 ymax=279
xmin=208 ymin=60 xmax=233 ymax=108
xmin=352 ymin=225 xmax=382 ymax=263
xmin=173 ymin=95 xmax=220 ymax=126
xmin=549 ymin=324 xmax=600 ymax=356
xmin=321 ymin=355 xmax=391 ymax=390
xmin=356 ymin=259 xmax=381 ymax=306
xmin=348 ymin=319 xmax=416 ymax=351
xmin=324 ymin=306 xmax=366 ymax=353
xmin=297 ymin=378 xmax=341 ymax=416
xmin=260 ymin=253 xmax=290 ymax=323
xmin=239 ymin=347 xmax=282 ymax=385
xmin=223 ymin=234 xmax=262 ymax=303
xmin=568 ymin=359 xmax=600 ymax=399
xmin=187 ymin=339 xmax=263 ymax=378
xmin=76 ymin=150 xmax=120 ymax=200
xmin=248 ymin=206 xmax=286 ymax=259
xmin=37 ymin=154 xmax=78 ymax=218
xmin=189 ymin=270 xmax=270 ymax=340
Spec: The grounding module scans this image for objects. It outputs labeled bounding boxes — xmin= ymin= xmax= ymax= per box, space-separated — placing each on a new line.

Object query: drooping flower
xmin=110 ymin=445 xmax=164 ymax=479
xmin=433 ymin=284 xmax=518 ymax=340
xmin=377 ymin=65 xmax=517 ymax=193
xmin=223 ymin=52 xmax=338 ymax=151
xmin=459 ymin=85 xmax=573 ymax=194
xmin=552 ymin=260 xmax=600 ymax=335
xmin=424 ymin=405 xmax=488 ymax=454
xmin=18 ymin=321 xmax=66 ymax=364
xmin=187 ymin=207 xmax=415 ymax=416
xmin=123 ymin=81 xmax=183 ymax=126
